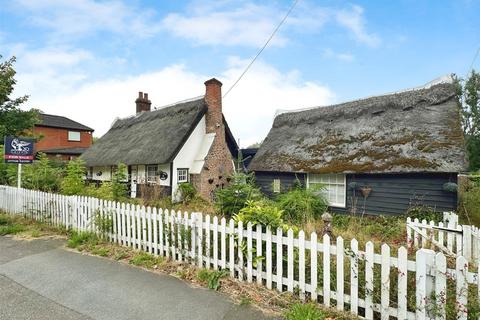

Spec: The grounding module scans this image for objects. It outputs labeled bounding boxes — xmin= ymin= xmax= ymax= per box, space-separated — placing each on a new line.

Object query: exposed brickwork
xmin=135 ymin=92 xmax=151 ymax=113
xmin=34 ymin=126 xmax=93 ymax=152
xmin=192 ymin=78 xmax=235 ymax=200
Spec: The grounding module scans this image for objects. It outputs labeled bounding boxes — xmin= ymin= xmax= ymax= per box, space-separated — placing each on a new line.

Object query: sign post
xmin=3 ymin=136 xmax=35 ymax=188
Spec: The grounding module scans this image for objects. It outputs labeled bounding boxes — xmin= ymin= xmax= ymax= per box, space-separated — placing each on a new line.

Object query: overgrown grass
xmin=129 ymin=252 xmax=163 ymax=268
xmin=67 ymin=231 xmax=99 ymax=250
xmin=0 ymin=213 xmax=65 ymax=237
xmin=284 ymin=303 xmax=357 ymax=320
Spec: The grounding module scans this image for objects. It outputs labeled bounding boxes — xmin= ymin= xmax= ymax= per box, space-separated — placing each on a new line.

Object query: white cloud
xmin=16 ymin=59 xmax=334 ymax=147
xmin=335 ymin=5 xmax=380 ymax=47
xmin=162 ymin=2 xmax=288 ymax=47
xmin=322 ymin=48 xmax=354 ymax=62
xmin=12 ymin=0 xmax=162 ymax=38
xmin=162 ymin=1 xmax=380 ymax=48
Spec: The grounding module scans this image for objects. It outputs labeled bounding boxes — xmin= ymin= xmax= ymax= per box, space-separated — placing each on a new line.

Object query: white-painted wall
xmin=172 ymin=115 xmax=207 ymax=200
xmin=91 ymin=166 xmax=112 ymax=181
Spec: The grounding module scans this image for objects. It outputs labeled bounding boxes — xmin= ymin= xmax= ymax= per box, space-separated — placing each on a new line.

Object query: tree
xmin=111 ymin=163 xmax=128 ymax=201
xmin=455 ymin=70 xmax=480 ymax=171
xmin=61 ymin=159 xmax=86 ymax=195
xmin=0 ymin=55 xmax=39 ymax=140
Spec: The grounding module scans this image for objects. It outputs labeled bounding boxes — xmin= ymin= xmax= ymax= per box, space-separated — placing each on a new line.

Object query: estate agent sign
xmin=4 ymin=136 xmax=34 ymax=164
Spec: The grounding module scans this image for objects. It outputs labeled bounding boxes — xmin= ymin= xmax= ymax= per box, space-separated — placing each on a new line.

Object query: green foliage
xmin=61 ymin=159 xmax=86 ymax=195
xmin=196 ymin=269 xmax=228 ymax=291
xmin=406 ymin=205 xmax=443 ymax=222
xmin=111 ymin=163 xmax=128 ymax=201
xmin=234 ymin=200 xmax=285 ymax=230
xmin=215 ymin=173 xmax=262 ymax=216
xmin=67 ymin=231 xmax=98 ymax=249
xmin=94 ymin=210 xmax=113 ymax=238
xmin=0 ymin=55 xmax=39 ymax=140
xmin=21 ymin=153 xmax=64 ymax=192
xmin=460 ymin=183 xmax=480 ymax=226
xmin=284 ymin=303 xmax=327 ymax=320
xmin=276 ymin=184 xmax=328 ymax=224
xmin=84 ymin=182 xmax=115 ymax=200
xmin=176 ymin=182 xmax=197 ymax=203
xmin=455 ymin=70 xmax=480 ymax=171
xmin=0 ymin=213 xmax=25 ymax=235
xmin=129 ymin=252 xmax=163 ymax=268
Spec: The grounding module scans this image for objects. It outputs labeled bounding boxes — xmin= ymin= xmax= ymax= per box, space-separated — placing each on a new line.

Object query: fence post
xmin=462 ymin=225 xmax=472 ymax=261
xmin=416 ymin=248 xmax=435 ymax=320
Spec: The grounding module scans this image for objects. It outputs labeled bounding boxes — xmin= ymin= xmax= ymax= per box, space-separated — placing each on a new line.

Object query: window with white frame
xmin=273 ymin=179 xmax=281 ymax=193
xmin=177 ymin=168 xmax=189 ymax=183
xmin=146 ymin=165 xmax=158 ymax=184
xmin=68 ymin=131 xmax=81 ymax=141
xmin=308 ymin=173 xmax=346 ymax=207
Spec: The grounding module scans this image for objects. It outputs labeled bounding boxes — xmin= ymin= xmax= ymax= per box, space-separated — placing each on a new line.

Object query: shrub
xmin=459 ymin=184 xmax=480 ymax=226
xmin=215 ymin=173 xmax=263 ymax=216
xmin=21 ymin=153 xmax=64 ymax=192
xmin=111 ymin=163 xmax=128 ymax=201
xmin=406 ymin=205 xmax=442 ymax=222
xmin=61 ymin=159 xmax=86 ymax=195
xmin=234 ymin=200 xmax=285 ymax=230
xmin=276 ymin=185 xmax=328 ymax=224
xmin=176 ymin=182 xmax=197 ymax=203
xmin=284 ymin=303 xmax=326 ymax=320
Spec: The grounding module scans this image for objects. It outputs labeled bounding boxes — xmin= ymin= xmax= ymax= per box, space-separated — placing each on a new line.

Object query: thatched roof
xmin=249 ymin=80 xmax=467 ymax=174
xmin=81 ymin=98 xmax=207 ymax=166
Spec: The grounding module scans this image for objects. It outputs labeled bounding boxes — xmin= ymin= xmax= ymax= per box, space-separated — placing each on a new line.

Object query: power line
xmin=466 ymin=45 xmax=480 ymax=77
xmin=223 ymin=0 xmax=300 ymax=98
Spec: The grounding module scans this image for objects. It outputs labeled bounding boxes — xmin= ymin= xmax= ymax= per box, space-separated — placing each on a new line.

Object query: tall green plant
xmin=215 ymin=173 xmax=262 ymax=216
xmin=111 ymin=163 xmax=128 ymax=201
xmin=276 ymin=184 xmax=328 ymax=224
xmin=61 ymin=158 xmax=86 ymax=195
xmin=21 ymin=153 xmax=63 ymax=192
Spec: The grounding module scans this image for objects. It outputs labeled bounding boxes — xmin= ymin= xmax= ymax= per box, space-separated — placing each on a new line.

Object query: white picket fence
xmin=1 ymin=185 xmax=480 ymax=320
xmin=407 ymin=212 xmax=480 ymax=263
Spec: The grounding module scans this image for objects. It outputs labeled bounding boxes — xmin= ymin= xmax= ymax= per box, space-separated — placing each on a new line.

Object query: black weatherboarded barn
xmin=249 ymin=78 xmax=468 ymax=215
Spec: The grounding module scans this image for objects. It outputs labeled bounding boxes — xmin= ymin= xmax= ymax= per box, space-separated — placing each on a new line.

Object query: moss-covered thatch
xmin=250 ymin=80 xmax=467 ymax=174
xmin=81 ymin=98 xmax=207 ymax=166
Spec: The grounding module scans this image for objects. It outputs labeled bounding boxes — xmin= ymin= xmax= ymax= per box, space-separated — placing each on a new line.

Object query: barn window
xmin=68 ymin=131 xmax=81 ymax=141
xmin=308 ymin=173 xmax=346 ymax=208
xmin=177 ymin=168 xmax=189 ymax=183
xmin=273 ymin=179 xmax=281 ymax=193
xmin=147 ymin=165 xmax=158 ymax=184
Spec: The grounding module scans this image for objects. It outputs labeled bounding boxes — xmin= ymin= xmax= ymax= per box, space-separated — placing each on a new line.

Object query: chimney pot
xmin=135 ymin=91 xmax=151 ymax=114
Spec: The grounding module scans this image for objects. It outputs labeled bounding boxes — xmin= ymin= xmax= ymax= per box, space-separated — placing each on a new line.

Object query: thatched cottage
xmin=81 ymin=78 xmax=238 ymax=201
xmin=249 ymin=77 xmax=468 ymax=215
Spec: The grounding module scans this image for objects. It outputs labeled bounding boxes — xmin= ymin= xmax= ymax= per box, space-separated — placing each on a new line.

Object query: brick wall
xmin=34 ymin=126 xmax=93 ymax=151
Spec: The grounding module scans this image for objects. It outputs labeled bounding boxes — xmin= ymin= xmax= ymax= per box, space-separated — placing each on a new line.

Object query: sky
xmin=1 ymin=0 xmax=479 ymax=147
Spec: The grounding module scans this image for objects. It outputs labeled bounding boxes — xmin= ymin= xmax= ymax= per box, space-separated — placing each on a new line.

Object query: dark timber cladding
xmin=249 ymin=77 xmax=468 ymax=215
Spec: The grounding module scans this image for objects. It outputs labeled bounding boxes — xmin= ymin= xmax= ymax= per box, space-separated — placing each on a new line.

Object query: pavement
xmin=0 ymin=236 xmax=276 ymax=320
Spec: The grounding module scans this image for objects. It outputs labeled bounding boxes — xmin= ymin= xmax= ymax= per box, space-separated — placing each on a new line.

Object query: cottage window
xmin=68 ymin=131 xmax=81 ymax=141
xmin=177 ymin=168 xmax=189 ymax=183
xmin=273 ymin=179 xmax=281 ymax=193
xmin=308 ymin=173 xmax=346 ymax=208
xmin=147 ymin=165 xmax=158 ymax=184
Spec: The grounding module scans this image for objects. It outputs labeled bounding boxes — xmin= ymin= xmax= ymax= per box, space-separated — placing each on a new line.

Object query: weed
xmin=30 ymin=229 xmax=41 ymax=238
xmin=91 ymin=246 xmax=110 ymax=257
xmin=239 ymin=296 xmax=252 ymax=306
xmin=129 ymin=252 xmax=163 ymax=268
xmin=284 ymin=303 xmax=326 ymax=320
xmin=0 ymin=223 xmax=25 ymax=235
xmin=196 ymin=269 xmax=229 ymax=291
xmin=114 ymin=250 xmax=129 ymax=261
xmin=67 ymin=231 xmax=99 ymax=249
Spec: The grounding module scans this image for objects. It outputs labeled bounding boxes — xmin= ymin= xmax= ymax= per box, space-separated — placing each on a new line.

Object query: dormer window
xmin=68 ymin=131 xmax=81 ymax=141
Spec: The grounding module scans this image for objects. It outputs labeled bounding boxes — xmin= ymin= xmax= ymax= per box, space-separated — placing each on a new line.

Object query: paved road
xmin=0 ymin=236 xmax=275 ymax=320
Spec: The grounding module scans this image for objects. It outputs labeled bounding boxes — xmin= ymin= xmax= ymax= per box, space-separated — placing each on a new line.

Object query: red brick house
xmin=34 ymin=113 xmax=94 ymax=160
xmin=81 ymin=78 xmax=238 ymax=201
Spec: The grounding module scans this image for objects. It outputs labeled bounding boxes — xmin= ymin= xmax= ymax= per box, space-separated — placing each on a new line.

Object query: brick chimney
xmin=204 ymin=78 xmax=223 ymax=134
xmin=135 ymin=92 xmax=151 ymax=114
